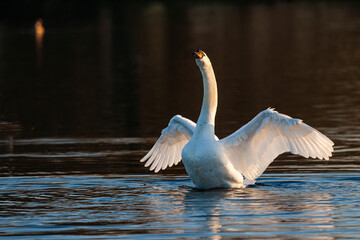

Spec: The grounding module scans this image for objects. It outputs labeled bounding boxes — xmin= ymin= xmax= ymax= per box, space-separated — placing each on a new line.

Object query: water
xmin=1 ymin=173 xmax=360 ymax=239
xmin=1 ymin=1 xmax=360 ymax=239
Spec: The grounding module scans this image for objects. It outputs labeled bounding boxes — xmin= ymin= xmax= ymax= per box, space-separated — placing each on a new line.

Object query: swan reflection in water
xmin=135 ymin=181 xmax=334 ymax=238
xmin=182 ymin=187 xmax=334 ymax=238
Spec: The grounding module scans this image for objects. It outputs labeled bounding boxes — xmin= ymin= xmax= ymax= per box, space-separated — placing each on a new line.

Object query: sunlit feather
xmin=140 ymin=50 xmax=334 ymax=189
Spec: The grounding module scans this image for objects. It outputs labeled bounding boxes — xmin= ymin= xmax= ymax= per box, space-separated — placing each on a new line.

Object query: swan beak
xmin=193 ymin=50 xmax=204 ymax=59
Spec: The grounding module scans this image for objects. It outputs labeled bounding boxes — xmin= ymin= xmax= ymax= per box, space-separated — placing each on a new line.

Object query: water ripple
xmin=0 ymin=174 xmax=359 ymax=239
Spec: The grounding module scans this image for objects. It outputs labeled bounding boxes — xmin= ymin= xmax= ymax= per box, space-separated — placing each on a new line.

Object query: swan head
xmin=193 ymin=49 xmax=212 ymax=69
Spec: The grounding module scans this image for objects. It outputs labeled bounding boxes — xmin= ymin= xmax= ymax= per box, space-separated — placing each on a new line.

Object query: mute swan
xmin=140 ymin=50 xmax=334 ymax=189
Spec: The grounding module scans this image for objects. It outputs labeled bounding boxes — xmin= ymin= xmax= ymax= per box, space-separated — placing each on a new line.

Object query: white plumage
xmin=141 ymin=115 xmax=196 ymax=173
xmin=140 ymin=50 xmax=334 ymax=189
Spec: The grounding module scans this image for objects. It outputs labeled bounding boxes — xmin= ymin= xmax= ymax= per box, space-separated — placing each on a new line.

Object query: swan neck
xmin=197 ymin=65 xmax=218 ymax=126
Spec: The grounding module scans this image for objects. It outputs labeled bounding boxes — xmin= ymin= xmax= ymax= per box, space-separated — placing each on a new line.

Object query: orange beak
xmin=193 ymin=50 xmax=203 ymax=59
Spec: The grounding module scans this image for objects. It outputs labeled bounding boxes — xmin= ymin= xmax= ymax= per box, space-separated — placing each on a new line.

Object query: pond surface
xmin=1 ymin=173 xmax=360 ymax=239
xmin=1 ymin=1 xmax=360 ymax=239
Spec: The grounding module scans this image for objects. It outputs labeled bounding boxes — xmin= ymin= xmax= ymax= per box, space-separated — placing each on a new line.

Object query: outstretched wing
xmin=140 ymin=115 xmax=196 ymax=173
xmin=219 ymin=108 xmax=334 ymax=180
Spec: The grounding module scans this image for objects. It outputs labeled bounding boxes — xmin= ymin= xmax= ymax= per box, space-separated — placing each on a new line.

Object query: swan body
xmin=140 ymin=50 xmax=334 ymax=189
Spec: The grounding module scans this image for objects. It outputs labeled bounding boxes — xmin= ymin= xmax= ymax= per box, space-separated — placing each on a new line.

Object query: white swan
xmin=140 ymin=50 xmax=334 ymax=189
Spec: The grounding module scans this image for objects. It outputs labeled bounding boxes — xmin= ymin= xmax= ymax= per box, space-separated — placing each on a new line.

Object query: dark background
xmin=0 ymin=0 xmax=359 ymax=146
xmin=1 ymin=2 xmax=360 ymax=237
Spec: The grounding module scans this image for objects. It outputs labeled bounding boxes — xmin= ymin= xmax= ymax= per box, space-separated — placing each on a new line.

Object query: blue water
xmin=1 ymin=173 xmax=359 ymax=239
xmin=1 ymin=1 xmax=360 ymax=239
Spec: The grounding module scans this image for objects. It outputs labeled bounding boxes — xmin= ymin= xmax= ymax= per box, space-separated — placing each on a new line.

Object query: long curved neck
xmin=197 ymin=64 xmax=218 ymax=126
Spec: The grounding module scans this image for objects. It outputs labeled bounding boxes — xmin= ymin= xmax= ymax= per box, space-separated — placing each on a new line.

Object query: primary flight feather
xmin=140 ymin=50 xmax=334 ymax=189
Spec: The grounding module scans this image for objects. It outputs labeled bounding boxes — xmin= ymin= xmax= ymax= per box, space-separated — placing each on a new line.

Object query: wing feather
xmin=144 ymin=145 xmax=160 ymax=167
xmin=220 ymin=108 xmax=334 ymax=180
xmin=140 ymin=115 xmax=196 ymax=172
xmin=153 ymin=146 xmax=165 ymax=172
xmin=140 ymin=141 xmax=159 ymax=163
xmin=150 ymin=145 xmax=164 ymax=171
xmin=168 ymin=147 xmax=176 ymax=167
xmin=175 ymin=144 xmax=183 ymax=165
